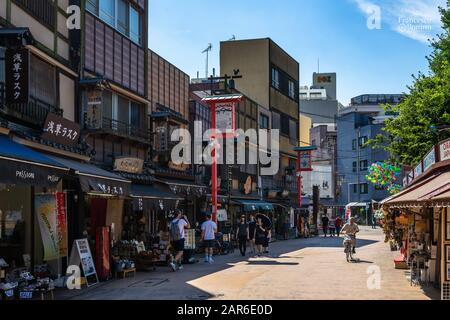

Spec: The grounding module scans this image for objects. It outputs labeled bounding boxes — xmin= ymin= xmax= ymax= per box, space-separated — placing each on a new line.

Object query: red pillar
xmin=211 ymin=103 xmax=218 ymax=223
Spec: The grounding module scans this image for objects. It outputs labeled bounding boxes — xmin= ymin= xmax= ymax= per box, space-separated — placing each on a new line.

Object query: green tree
xmin=371 ymin=3 xmax=450 ymax=166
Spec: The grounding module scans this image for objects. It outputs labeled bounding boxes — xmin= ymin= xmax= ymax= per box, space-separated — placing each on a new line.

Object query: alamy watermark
xmin=170 ymin=122 xmax=281 ymax=176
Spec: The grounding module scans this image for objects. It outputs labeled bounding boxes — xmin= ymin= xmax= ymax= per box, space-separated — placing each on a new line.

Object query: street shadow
xmin=56 ymin=234 xmax=379 ymax=300
xmin=348 ymin=259 xmax=373 ymax=264
xmin=297 ymin=236 xmax=377 ymax=249
xmin=246 ymin=260 xmax=299 ymax=266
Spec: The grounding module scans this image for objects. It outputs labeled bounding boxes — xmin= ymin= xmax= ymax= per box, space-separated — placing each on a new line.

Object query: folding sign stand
xmin=68 ymin=239 xmax=99 ymax=288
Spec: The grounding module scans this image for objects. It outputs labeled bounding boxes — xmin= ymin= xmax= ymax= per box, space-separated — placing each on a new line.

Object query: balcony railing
xmin=84 ymin=114 xmax=151 ymax=143
xmin=261 ymin=176 xmax=298 ymax=193
xmin=0 ymin=83 xmax=62 ymax=126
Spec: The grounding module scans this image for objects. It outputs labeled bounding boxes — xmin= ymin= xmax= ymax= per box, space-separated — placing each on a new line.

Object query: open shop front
xmin=381 ymin=140 xmax=450 ymax=300
xmin=124 ymin=182 xmax=186 ymax=270
xmin=47 ymin=155 xmax=132 ymax=283
xmin=0 ymin=135 xmax=70 ymax=300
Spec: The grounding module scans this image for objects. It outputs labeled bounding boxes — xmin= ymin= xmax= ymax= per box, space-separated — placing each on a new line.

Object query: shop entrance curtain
xmin=106 ymin=199 xmax=124 ymax=242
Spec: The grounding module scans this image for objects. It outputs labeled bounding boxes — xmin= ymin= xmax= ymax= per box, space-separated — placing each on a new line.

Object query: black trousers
xmin=238 ymin=236 xmax=247 ymax=256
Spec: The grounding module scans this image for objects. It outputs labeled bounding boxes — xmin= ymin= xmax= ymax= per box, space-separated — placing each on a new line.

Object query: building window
xmin=288 ymin=80 xmax=296 ymax=100
xmin=281 ymin=113 xmax=290 ymax=136
xmin=360 ymin=183 xmax=369 ymax=194
xmin=99 ymin=0 xmax=115 ymax=26
xmin=359 ymin=136 xmax=369 ymax=147
xmin=289 ymin=119 xmax=298 ymax=144
xmin=88 ymin=0 xmax=142 ymax=45
xmin=360 ymin=160 xmax=368 ymax=171
xmin=86 ymin=0 xmax=99 ymax=15
xmin=117 ymin=0 xmax=129 ymax=35
xmin=129 ymin=6 xmax=141 ymax=44
xmin=271 ymin=67 xmax=279 ymax=89
xmin=352 ymin=162 xmax=357 ymax=173
xmin=352 ymin=139 xmax=357 ymax=150
xmin=353 ymin=184 xmax=358 ymax=193
xmin=260 ymin=114 xmax=269 ymax=129
xmin=272 ymin=112 xmax=280 ymax=130
xmin=30 ymin=54 xmax=56 ymax=107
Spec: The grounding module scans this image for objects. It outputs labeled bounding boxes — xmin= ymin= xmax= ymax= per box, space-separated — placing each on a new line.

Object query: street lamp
xmin=201 ymin=94 xmax=244 ymax=223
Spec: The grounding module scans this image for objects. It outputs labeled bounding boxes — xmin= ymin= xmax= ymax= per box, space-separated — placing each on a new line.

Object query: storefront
xmin=381 ymin=139 xmax=450 ymax=300
xmin=0 ymin=134 xmax=70 ymax=298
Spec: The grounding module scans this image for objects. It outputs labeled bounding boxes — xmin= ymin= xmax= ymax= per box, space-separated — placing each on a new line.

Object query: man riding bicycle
xmin=341 ymin=217 xmax=360 ymax=254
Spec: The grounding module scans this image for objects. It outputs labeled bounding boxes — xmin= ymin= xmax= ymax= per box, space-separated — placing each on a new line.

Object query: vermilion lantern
xmin=201 ymin=94 xmax=244 ymax=222
xmin=294 ymin=146 xmax=318 ymax=208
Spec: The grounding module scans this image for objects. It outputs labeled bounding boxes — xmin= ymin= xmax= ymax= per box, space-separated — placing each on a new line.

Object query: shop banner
xmin=56 ymin=192 xmax=68 ymax=257
xmin=35 ymin=194 xmax=59 ymax=261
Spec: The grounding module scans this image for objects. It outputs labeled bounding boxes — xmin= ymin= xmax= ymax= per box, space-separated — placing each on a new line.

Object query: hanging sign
xmin=414 ymin=163 xmax=423 ymax=179
xmin=86 ymin=90 xmax=103 ymax=129
xmin=114 ymin=157 xmax=144 ymax=174
xmin=215 ymin=102 xmax=235 ymax=137
xmin=440 ymin=139 xmax=450 ymax=162
xmin=423 ymin=148 xmax=436 ymax=172
xmin=5 ymin=48 xmax=29 ymax=104
xmin=68 ymin=239 xmax=99 ymax=287
xmin=42 ymin=113 xmax=81 ymax=147
xmin=299 ymin=151 xmax=313 ymax=172
xmin=35 ymin=194 xmax=59 ymax=261
xmin=56 ymin=192 xmax=68 ymax=257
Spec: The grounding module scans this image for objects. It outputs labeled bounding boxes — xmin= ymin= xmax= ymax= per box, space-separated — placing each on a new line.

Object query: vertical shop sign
xmin=56 ymin=192 xmax=68 ymax=257
xmin=35 ymin=194 xmax=59 ymax=261
xmin=5 ymin=48 xmax=29 ymax=104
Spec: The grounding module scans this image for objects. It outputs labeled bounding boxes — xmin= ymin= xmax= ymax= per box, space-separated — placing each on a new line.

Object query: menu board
xmin=68 ymin=239 xmax=99 ymax=287
xmin=184 ymin=229 xmax=196 ymax=250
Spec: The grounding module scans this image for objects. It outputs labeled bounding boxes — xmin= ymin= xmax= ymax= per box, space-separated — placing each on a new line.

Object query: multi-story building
xmin=148 ymin=49 xmax=207 ymax=225
xmin=300 ymin=72 xmax=342 ymax=124
xmin=220 ymin=39 xmax=300 ymax=221
xmin=0 ymin=0 xmax=89 ymax=270
xmin=301 ymin=124 xmax=337 ymax=215
xmin=299 ymin=114 xmax=312 ymax=147
xmin=336 ymin=94 xmax=403 ymax=223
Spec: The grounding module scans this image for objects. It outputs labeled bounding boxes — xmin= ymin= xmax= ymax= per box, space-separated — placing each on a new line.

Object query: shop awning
xmin=156 ymin=179 xmax=208 ymax=197
xmin=385 ymin=171 xmax=450 ymax=207
xmin=48 ymin=156 xmax=131 ymax=196
xmin=346 ymin=202 xmax=368 ymax=207
xmin=235 ymin=200 xmax=274 ymax=212
xmin=0 ymin=135 xmax=69 ymax=187
xmin=130 ymin=183 xmax=184 ymax=200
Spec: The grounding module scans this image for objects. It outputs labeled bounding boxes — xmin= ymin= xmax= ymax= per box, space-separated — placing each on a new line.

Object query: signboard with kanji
xmin=42 ymin=113 xmax=81 ymax=147
xmin=215 ymin=102 xmax=235 ymax=137
xmin=5 ymin=48 xmax=29 ymax=104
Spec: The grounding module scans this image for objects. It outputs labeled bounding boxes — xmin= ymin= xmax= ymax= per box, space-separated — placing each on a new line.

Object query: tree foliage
xmin=371 ymin=2 xmax=450 ymax=166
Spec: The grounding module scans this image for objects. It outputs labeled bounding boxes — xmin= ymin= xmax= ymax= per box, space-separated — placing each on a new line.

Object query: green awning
xmin=235 ymin=200 xmax=274 ymax=212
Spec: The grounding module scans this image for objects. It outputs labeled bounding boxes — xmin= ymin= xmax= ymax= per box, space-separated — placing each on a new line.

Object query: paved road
xmin=58 ymin=227 xmax=439 ymax=300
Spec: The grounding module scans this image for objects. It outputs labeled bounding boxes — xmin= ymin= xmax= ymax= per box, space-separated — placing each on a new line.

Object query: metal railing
xmin=261 ymin=176 xmax=298 ymax=192
xmin=84 ymin=114 xmax=150 ymax=142
xmin=0 ymin=82 xmax=62 ymax=125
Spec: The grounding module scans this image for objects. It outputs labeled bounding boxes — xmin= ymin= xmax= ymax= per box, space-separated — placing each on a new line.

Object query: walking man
xmin=321 ymin=214 xmax=329 ymax=238
xmin=335 ymin=216 xmax=343 ymax=237
xmin=201 ymin=213 xmax=217 ymax=263
xmin=248 ymin=214 xmax=256 ymax=254
xmin=236 ymin=215 xmax=249 ymax=257
xmin=169 ymin=209 xmax=190 ymax=271
xmin=329 ymin=216 xmax=336 ymax=237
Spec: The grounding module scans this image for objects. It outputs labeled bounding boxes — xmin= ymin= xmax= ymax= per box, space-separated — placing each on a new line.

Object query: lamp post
xmin=202 ymin=94 xmax=244 ymax=223
xmin=294 ymin=146 xmax=317 ymax=208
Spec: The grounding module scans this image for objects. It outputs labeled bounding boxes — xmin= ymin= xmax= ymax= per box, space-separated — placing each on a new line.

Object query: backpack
xmin=170 ymin=219 xmax=182 ymax=241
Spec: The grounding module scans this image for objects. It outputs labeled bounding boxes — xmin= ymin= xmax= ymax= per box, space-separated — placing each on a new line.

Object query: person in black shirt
xmin=248 ymin=214 xmax=256 ymax=255
xmin=321 ymin=214 xmax=329 ymax=238
xmin=235 ymin=215 xmax=249 ymax=256
xmin=254 ymin=218 xmax=267 ymax=256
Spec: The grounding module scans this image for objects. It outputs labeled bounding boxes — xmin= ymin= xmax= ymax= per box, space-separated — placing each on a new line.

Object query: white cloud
xmin=352 ymin=0 xmax=445 ymax=44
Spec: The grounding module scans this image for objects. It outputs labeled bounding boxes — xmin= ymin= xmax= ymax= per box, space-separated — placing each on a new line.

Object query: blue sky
xmin=149 ymin=0 xmax=445 ymax=105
